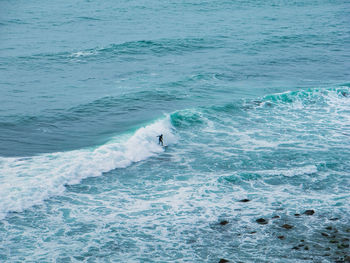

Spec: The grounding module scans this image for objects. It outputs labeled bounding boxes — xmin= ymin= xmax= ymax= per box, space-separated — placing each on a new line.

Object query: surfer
xmin=157 ymin=134 xmax=163 ymax=146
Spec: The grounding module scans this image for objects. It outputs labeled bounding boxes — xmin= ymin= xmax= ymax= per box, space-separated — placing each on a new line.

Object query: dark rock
xmin=272 ymin=215 xmax=280 ymax=219
xmin=219 ymin=259 xmax=229 ymax=263
xmin=322 ymin=232 xmax=329 ymax=237
xmin=300 ymin=239 xmax=304 ymax=242
xmin=298 ymin=244 xmax=305 ymax=247
xmin=324 ymin=253 xmax=331 ymax=256
xmin=292 ymin=246 xmax=299 ymax=250
xmin=256 ymin=218 xmax=268 ymax=225
xmin=249 ymin=231 xmax=257 ymax=234
xmin=338 ymin=243 xmax=349 ymax=249
xmin=304 ymin=246 xmax=309 ymax=250
xmin=278 ymin=235 xmax=285 ymax=240
xmin=330 ymin=240 xmax=339 ymax=243
xmin=239 ymin=199 xmax=250 ymax=202
xmin=282 ymin=224 xmax=293 ymax=230
xmin=342 ymin=238 xmax=349 ymax=242
xmin=304 ymin=210 xmax=315 ymax=215
xmin=325 ymin=247 xmax=331 ymax=251
xmin=330 ymin=217 xmax=340 ymax=221
xmin=326 ymin=226 xmax=333 ymax=230
xmin=294 ymin=213 xmax=301 ymax=217
xmin=220 ymin=220 xmax=229 ymax=226
xmin=344 ymin=256 xmax=350 ymax=262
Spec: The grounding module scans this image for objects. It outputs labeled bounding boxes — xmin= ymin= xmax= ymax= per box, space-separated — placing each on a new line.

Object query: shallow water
xmin=1 ymin=0 xmax=350 ymax=262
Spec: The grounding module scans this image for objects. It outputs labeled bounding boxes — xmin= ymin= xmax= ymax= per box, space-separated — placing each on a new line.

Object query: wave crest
xmin=0 ymin=116 xmax=176 ymax=220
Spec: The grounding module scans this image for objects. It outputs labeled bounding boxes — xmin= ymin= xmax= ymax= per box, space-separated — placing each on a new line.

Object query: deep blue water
xmin=0 ymin=0 xmax=350 ymax=262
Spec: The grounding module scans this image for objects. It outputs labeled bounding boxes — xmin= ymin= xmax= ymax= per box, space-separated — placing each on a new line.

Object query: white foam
xmin=69 ymin=50 xmax=97 ymax=58
xmin=0 ymin=116 xmax=176 ymax=220
xmin=255 ymin=165 xmax=318 ymax=177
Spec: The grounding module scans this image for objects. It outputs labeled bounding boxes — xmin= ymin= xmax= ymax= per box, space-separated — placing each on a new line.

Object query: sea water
xmin=0 ymin=0 xmax=349 ymax=262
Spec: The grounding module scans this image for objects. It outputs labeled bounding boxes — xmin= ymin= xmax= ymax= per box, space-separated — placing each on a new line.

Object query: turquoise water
xmin=1 ymin=0 xmax=350 ymax=262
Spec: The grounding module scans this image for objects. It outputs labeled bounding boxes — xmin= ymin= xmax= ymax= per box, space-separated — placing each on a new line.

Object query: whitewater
xmin=1 ymin=0 xmax=350 ymax=262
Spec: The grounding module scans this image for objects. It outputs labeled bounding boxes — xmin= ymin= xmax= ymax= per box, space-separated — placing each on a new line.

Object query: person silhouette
xmin=157 ymin=134 xmax=163 ymax=146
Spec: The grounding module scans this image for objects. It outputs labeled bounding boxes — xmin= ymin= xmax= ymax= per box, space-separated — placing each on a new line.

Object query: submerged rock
xmin=338 ymin=243 xmax=349 ymax=249
xmin=239 ymin=199 xmax=250 ymax=202
xmin=220 ymin=220 xmax=229 ymax=226
xmin=278 ymin=235 xmax=285 ymax=240
xmin=256 ymin=218 xmax=268 ymax=225
xmin=294 ymin=213 xmax=301 ymax=217
xmin=344 ymin=256 xmax=350 ymax=262
xmin=304 ymin=210 xmax=315 ymax=215
xmin=282 ymin=224 xmax=293 ymax=230
xmin=322 ymin=232 xmax=329 ymax=237
xmin=219 ymin=259 xmax=229 ymax=263
xmin=272 ymin=215 xmax=280 ymax=219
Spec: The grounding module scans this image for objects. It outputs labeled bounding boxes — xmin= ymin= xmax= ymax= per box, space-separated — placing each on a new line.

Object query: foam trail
xmin=256 ymin=165 xmax=318 ymax=177
xmin=0 ymin=116 xmax=176 ymax=220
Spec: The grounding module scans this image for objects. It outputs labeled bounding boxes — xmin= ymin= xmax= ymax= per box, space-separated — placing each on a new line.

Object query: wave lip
xmin=0 ymin=116 xmax=176 ymax=220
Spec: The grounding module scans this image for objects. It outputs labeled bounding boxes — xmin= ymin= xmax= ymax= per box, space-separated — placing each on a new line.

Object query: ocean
xmin=0 ymin=0 xmax=350 ymax=262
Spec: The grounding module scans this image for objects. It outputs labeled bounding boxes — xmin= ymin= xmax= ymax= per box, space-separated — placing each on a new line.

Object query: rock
xmin=239 ymin=199 xmax=250 ymax=202
xmin=338 ymin=243 xmax=349 ymax=249
xmin=322 ymin=232 xmax=329 ymax=237
xmin=292 ymin=246 xmax=299 ymax=250
xmin=304 ymin=210 xmax=315 ymax=215
xmin=272 ymin=215 xmax=280 ymax=219
xmin=342 ymin=238 xmax=349 ymax=242
xmin=282 ymin=224 xmax=293 ymax=230
xmin=330 ymin=217 xmax=339 ymax=221
xmin=344 ymin=256 xmax=350 ymax=262
xmin=250 ymin=231 xmax=257 ymax=234
xmin=219 ymin=259 xmax=229 ymax=263
xmin=294 ymin=213 xmax=301 ymax=217
xmin=326 ymin=226 xmax=333 ymax=230
xmin=256 ymin=218 xmax=268 ymax=225
xmin=278 ymin=235 xmax=285 ymax=240
xmin=330 ymin=240 xmax=338 ymax=243
xmin=304 ymin=246 xmax=309 ymax=250
xmin=220 ymin=220 xmax=229 ymax=226
xmin=298 ymin=244 xmax=305 ymax=247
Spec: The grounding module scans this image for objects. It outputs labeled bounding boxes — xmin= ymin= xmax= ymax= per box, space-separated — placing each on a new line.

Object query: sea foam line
xmin=0 ymin=116 xmax=176 ymax=220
